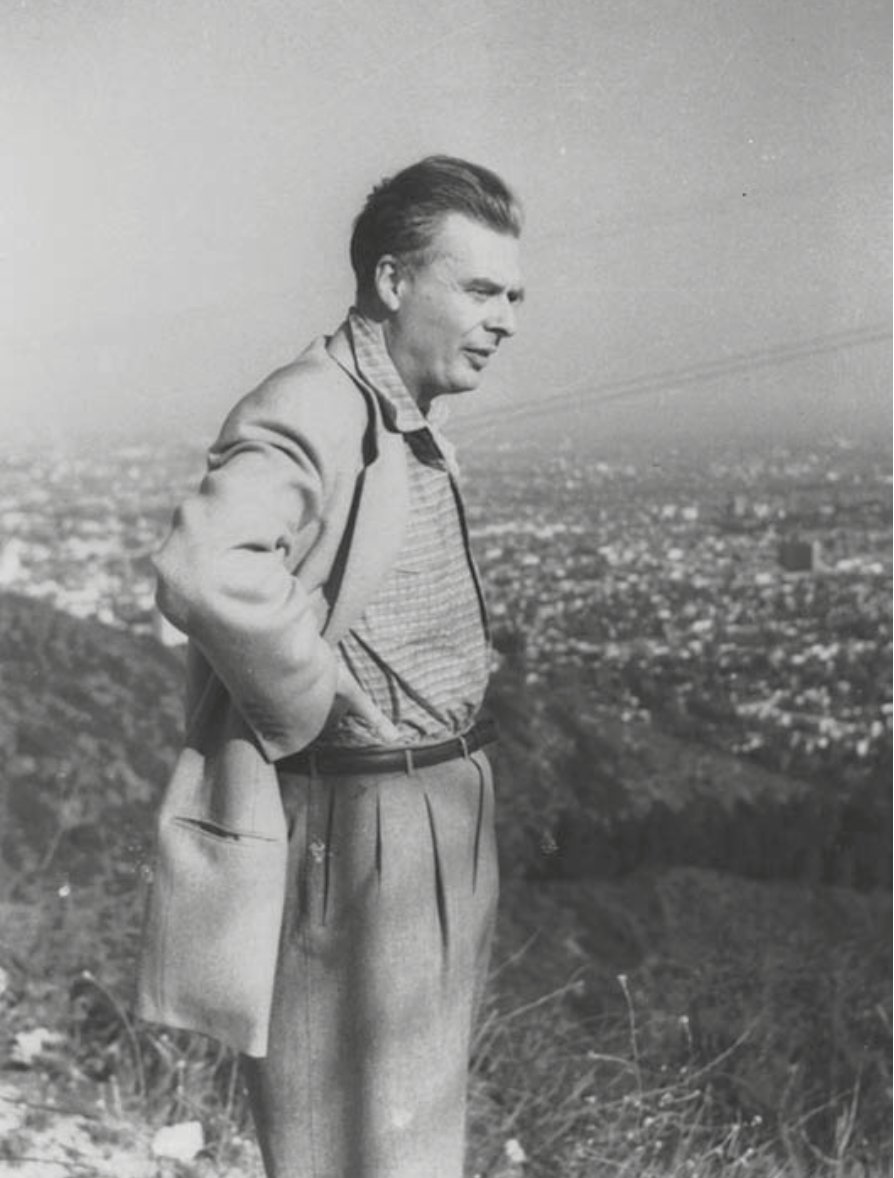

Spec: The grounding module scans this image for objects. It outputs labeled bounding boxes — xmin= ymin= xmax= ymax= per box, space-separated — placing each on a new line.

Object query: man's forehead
xmin=427 ymin=213 xmax=523 ymax=283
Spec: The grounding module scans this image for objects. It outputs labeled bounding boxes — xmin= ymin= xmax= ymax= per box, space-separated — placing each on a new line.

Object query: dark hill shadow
xmin=0 ymin=592 xmax=184 ymax=991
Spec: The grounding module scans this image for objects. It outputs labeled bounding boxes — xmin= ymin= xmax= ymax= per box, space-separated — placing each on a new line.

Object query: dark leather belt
xmin=276 ymin=717 xmax=498 ymax=777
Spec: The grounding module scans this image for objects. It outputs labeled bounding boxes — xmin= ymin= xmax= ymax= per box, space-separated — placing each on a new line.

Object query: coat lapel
xmin=322 ymin=328 xmax=409 ymax=644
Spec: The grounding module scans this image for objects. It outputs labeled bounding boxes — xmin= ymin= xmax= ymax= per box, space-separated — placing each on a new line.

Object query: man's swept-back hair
xmin=350 ymin=155 xmax=523 ymax=299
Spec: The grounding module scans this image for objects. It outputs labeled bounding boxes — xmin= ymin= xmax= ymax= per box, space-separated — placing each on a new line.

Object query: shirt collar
xmin=347 ymin=309 xmax=428 ymax=435
xmin=346 ymin=309 xmax=460 ymax=478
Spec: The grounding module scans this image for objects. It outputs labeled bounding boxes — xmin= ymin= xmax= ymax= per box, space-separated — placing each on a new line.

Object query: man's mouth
xmin=464 ymin=347 xmax=495 ymax=367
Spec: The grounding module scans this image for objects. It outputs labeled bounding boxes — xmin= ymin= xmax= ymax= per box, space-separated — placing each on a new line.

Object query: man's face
xmin=382 ymin=212 xmax=524 ymax=410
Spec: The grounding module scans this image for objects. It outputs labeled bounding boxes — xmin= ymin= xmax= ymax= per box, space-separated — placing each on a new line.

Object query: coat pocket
xmin=170 ymin=815 xmax=279 ymax=842
xmin=136 ymin=806 xmax=288 ymax=1058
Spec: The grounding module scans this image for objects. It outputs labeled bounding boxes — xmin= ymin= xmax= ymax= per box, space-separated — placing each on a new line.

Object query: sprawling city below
xmin=1 ymin=427 xmax=890 ymax=790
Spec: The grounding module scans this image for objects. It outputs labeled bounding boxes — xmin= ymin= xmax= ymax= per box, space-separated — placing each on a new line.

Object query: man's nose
xmin=486 ymin=296 xmax=518 ymax=338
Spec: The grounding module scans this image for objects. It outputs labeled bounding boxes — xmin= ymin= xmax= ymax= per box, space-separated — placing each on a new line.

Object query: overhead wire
xmin=456 ymin=323 xmax=891 ymax=433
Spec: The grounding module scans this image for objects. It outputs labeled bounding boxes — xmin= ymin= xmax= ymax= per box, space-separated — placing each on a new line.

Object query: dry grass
xmin=2 ymin=870 xmax=889 ymax=1176
xmin=466 ymin=970 xmax=891 ymax=1178
xmin=1 ymin=956 xmax=889 ymax=1177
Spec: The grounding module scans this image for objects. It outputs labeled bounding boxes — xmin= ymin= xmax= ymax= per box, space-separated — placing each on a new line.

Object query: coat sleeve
xmin=153 ymin=372 xmax=355 ymax=761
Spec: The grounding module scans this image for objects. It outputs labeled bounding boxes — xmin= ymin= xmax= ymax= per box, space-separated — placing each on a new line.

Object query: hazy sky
xmin=2 ymin=0 xmax=890 ymax=448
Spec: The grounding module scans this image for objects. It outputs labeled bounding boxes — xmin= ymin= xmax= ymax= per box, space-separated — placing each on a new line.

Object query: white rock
xmin=151 ymin=1120 xmax=205 ymax=1161
xmin=10 ymin=1027 xmax=65 ymax=1065
xmin=504 ymin=1137 xmax=528 ymax=1164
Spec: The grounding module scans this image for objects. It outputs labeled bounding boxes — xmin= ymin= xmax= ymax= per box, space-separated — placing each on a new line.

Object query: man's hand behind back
xmin=332 ymin=663 xmax=402 ymax=745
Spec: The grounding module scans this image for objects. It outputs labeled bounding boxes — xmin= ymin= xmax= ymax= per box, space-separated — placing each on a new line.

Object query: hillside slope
xmin=0 ymin=593 xmax=889 ymax=1174
xmin=0 ymin=592 xmax=182 ymax=889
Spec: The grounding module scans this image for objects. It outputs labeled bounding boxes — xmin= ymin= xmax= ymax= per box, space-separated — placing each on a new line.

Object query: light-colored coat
xmin=136 ymin=324 xmax=410 ymax=1056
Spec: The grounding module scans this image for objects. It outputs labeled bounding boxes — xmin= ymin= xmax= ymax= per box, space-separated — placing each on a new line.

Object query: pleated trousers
xmin=242 ymin=749 xmax=499 ymax=1178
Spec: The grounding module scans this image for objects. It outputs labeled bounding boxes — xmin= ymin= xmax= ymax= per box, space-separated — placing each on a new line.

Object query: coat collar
xmin=325 ymin=315 xmax=460 ymax=479
xmin=324 ymin=322 xmax=382 ymax=463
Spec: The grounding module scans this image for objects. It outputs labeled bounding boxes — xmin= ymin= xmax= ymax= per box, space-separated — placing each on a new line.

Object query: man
xmin=137 ymin=155 xmax=524 ymax=1178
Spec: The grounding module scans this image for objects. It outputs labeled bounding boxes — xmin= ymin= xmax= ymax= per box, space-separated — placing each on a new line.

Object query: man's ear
xmin=372 ymin=255 xmax=404 ymax=313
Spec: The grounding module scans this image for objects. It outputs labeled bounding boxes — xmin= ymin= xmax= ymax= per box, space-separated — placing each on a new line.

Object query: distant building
xmin=0 ymin=538 xmax=26 ymax=585
xmin=730 ymin=493 xmax=749 ymax=518
xmin=778 ymin=537 xmax=822 ymax=573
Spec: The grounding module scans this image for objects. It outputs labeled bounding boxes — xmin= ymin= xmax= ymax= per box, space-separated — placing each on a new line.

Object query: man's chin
xmin=424 ymin=371 xmax=481 ymax=407
xmin=448 ymin=369 xmax=483 ymax=394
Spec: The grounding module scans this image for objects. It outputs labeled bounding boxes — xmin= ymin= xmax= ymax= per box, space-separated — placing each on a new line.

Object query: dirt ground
xmin=0 ymin=1074 xmax=264 ymax=1178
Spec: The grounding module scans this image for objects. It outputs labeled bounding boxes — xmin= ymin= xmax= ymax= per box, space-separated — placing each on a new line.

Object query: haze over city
xmin=2 ymin=0 xmax=889 ymax=449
